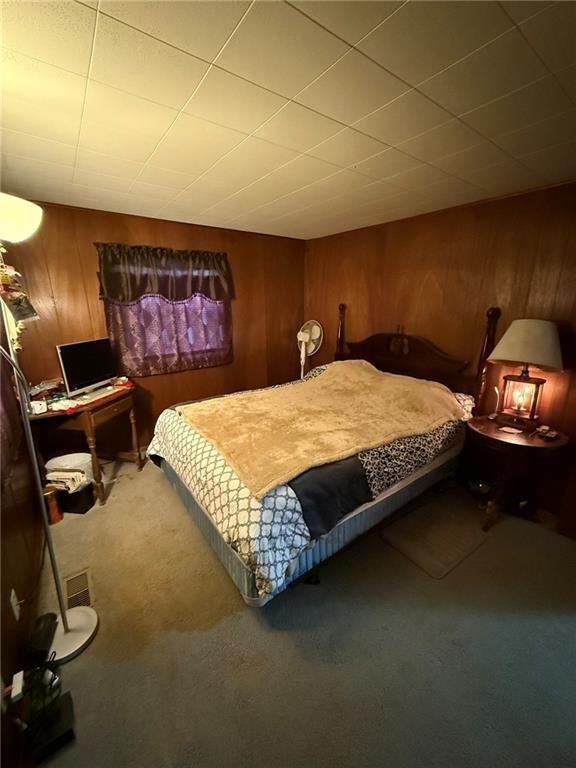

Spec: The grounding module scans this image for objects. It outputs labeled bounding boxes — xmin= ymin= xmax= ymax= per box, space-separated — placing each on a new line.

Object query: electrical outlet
xmin=10 ymin=589 xmax=21 ymax=621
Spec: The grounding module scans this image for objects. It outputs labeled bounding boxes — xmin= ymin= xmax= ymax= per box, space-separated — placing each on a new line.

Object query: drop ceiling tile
xmin=520 ymin=141 xmax=576 ymax=183
xmin=130 ymin=181 xmax=179 ymax=201
xmin=0 ymin=130 xmax=76 ymax=166
xmin=397 ymin=120 xmax=482 ymax=163
xmin=254 ymin=102 xmax=342 ymax=153
xmin=296 ymin=49 xmax=409 ymax=124
xmin=159 ymin=202 xmax=200 ymax=224
xmin=493 ymin=110 xmax=576 ymax=158
xmin=1 ymin=50 xmax=85 ymax=144
xmin=291 ymin=1 xmax=402 ymax=45
xmin=2 ymin=0 xmax=96 ymax=76
xmin=199 ymin=138 xmax=298 ymax=193
xmin=417 ymin=177 xmax=486 ymax=206
xmin=148 ymin=113 xmax=247 ymax=175
xmin=460 ymin=75 xmax=573 ymax=137
xmin=166 ymin=185 xmax=226 ymax=215
xmin=221 ymin=154 xmax=339 ymax=210
xmin=79 ymin=121 xmax=165 ymax=163
xmin=463 ymin=159 xmax=547 ymax=193
xmin=81 ymin=81 xmax=178 ymax=161
xmin=354 ymin=147 xmax=422 ymax=180
xmin=75 ymin=148 xmax=144 ymax=179
xmin=2 ymin=154 xmax=74 ymax=183
xmin=354 ymin=90 xmax=452 ymax=145
xmin=91 ymin=15 xmax=209 ymax=110
xmin=73 ymin=168 xmax=133 ymax=192
xmin=341 ymin=179 xmax=405 ymax=206
xmin=500 ymin=2 xmax=553 ymax=24
xmin=388 ymin=163 xmax=452 ymax=190
xmin=100 ymin=1 xmax=251 ymax=62
xmin=519 ymin=2 xmax=576 ymax=73
xmin=184 ymin=67 xmax=287 ymax=132
xmin=216 ymin=1 xmax=348 ymax=98
xmin=138 ymin=165 xmax=198 ymax=189
xmin=419 ymin=29 xmax=547 ymax=115
xmin=555 ymin=65 xmax=576 ymax=103
xmin=115 ymin=200 xmax=167 ymax=219
xmin=434 ymin=142 xmax=510 ymax=176
xmin=257 ymin=169 xmax=372 ymax=217
xmin=358 ymin=1 xmax=512 ymax=85
xmin=308 ymin=129 xmax=385 ymax=168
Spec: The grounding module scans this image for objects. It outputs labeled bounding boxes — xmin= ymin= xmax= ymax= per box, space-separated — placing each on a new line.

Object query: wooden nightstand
xmin=465 ymin=416 xmax=569 ymax=531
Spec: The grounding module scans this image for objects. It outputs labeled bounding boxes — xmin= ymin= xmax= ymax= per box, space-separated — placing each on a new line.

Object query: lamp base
xmin=50 ymin=606 xmax=99 ymax=664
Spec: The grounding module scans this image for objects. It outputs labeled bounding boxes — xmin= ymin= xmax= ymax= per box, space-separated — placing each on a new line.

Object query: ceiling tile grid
xmin=1 ymin=0 xmax=575 ymax=239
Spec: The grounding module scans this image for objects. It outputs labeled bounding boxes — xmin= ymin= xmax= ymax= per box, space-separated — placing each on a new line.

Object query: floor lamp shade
xmin=0 ymin=193 xmax=43 ymax=243
xmin=488 ymin=319 xmax=562 ymax=370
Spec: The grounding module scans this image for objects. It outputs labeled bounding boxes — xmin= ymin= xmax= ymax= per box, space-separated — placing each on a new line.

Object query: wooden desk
xmin=30 ymin=388 xmax=142 ymax=505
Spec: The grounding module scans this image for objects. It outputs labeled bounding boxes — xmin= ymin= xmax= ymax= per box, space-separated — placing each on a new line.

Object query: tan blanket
xmin=178 ymin=360 xmax=464 ymax=499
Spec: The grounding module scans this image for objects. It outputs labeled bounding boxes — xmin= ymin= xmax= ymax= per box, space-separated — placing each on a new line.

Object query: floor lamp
xmin=0 ymin=193 xmax=99 ymax=663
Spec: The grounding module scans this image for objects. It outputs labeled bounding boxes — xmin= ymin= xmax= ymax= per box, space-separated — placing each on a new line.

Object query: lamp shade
xmin=0 ymin=193 xmax=43 ymax=243
xmin=488 ymin=319 xmax=562 ymax=370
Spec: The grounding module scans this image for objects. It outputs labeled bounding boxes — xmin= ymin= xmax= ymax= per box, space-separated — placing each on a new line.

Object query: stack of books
xmin=45 ymin=469 xmax=88 ymax=493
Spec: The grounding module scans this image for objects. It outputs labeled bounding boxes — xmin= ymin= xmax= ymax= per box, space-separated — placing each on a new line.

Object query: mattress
xmin=159 ymin=440 xmax=462 ymax=606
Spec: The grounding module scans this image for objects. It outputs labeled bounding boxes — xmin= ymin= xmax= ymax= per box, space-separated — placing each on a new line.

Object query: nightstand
xmin=465 ymin=416 xmax=569 ymax=531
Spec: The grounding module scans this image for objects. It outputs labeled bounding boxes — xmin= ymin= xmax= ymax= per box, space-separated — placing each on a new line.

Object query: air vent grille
xmin=64 ymin=570 xmax=92 ymax=609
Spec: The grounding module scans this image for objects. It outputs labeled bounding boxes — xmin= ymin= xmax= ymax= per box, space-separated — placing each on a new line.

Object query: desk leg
xmin=129 ymin=406 xmax=142 ymax=471
xmin=87 ymin=433 xmax=105 ymax=505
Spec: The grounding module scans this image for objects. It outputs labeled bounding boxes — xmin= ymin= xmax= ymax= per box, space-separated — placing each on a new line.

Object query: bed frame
xmin=335 ymin=304 xmax=501 ymax=407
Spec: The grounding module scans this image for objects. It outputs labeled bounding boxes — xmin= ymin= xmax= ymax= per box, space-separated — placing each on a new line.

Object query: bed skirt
xmin=160 ymin=446 xmax=461 ymax=607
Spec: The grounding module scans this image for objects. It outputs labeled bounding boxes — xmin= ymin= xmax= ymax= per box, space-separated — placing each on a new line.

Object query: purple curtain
xmin=96 ymin=243 xmax=234 ymax=377
xmin=104 ymin=294 xmax=232 ymax=377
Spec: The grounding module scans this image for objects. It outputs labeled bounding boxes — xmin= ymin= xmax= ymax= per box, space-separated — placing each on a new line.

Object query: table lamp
xmin=488 ymin=318 xmax=562 ymax=429
xmin=0 ymin=193 xmax=99 ymax=662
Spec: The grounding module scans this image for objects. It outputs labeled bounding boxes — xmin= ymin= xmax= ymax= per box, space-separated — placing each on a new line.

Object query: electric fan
xmin=297 ymin=320 xmax=324 ymax=379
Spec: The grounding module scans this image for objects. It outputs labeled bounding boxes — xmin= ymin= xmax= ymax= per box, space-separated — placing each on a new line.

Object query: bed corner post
xmin=474 ymin=306 xmax=501 ymax=412
xmin=336 ymin=303 xmax=347 ymax=359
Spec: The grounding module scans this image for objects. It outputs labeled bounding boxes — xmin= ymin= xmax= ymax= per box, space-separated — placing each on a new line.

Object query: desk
xmin=30 ymin=388 xmax=142 ymax=505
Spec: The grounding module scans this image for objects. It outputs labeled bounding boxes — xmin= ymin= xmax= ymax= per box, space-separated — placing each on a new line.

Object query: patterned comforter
xmin=147 ymin=366 xmax=474 ymax=597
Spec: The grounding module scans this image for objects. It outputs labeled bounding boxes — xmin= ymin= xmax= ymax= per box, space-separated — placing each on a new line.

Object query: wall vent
xmin=64 ymin=570 xmax=92 ymax=609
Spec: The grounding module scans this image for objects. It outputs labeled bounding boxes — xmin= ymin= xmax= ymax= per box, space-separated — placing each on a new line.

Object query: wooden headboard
xmin=335 ymin=304 xmax=501 ymax=400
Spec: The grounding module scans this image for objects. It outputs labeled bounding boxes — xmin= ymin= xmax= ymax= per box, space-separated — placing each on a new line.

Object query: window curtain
xmin=96 ymin=243 xmax=234 ymax=377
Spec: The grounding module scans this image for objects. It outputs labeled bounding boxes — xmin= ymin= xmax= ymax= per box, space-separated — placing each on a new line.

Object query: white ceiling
xmin=1 ymin=0 xmax=575 ymax=240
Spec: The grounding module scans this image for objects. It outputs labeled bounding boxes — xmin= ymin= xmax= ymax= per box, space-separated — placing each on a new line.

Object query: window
xmin=96 ymin=243 xmax=234 ymax=377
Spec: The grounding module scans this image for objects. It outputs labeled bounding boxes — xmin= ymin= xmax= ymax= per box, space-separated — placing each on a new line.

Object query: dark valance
xmin=95 ymin=242 xmax=235 ymax=302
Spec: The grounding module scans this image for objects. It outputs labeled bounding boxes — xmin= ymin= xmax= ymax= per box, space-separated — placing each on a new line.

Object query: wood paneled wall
xmin=9 ymin=204 xmax=305 ymax=443
xmin=305 ymin=183 xmax=576 ymax=439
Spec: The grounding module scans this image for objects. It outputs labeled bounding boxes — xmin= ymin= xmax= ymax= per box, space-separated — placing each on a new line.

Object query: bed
xmin=148 ymin=306 xmax=501 ymax=606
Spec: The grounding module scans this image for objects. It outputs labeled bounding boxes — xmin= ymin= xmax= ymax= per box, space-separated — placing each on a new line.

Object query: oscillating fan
xmin=297 ymin=320 xmax=324 ymax=379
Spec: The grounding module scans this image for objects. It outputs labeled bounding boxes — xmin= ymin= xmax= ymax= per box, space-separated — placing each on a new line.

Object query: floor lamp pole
xmin=0 ymin=342 xmax=98 ymax=663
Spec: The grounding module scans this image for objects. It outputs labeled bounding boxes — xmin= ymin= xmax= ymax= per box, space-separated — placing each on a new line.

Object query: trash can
xmin=45 ymin=453 xmax=94 ymax=481
xmin=45 ymin=453 xmax=96 ymax=514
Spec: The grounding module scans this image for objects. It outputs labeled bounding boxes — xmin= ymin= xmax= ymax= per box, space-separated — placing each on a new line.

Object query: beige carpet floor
xmin=39 ymin=462 xmax=576 ymax=768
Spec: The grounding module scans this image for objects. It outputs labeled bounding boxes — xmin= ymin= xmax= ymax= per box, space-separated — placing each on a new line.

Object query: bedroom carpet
xmin=39 ymin=462 xmax=576 ymax=768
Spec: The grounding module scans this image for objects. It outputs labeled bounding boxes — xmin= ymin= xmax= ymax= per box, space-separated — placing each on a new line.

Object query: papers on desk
xmin=46 ymin=469 xmax=89 ymax=493
xmin=47 ymin=399 xmax=79 ymax=411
